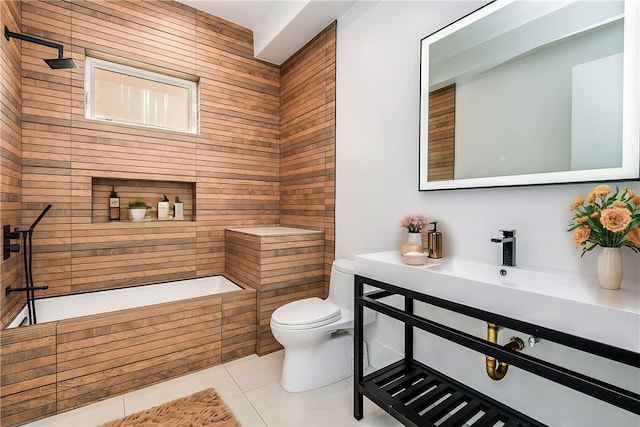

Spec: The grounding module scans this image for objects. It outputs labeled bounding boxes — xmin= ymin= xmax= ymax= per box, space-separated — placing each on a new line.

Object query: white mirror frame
xmin=419 ymin=0 xmax=639 ymax=191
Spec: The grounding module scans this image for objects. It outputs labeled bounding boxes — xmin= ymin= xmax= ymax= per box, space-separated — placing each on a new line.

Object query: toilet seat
xmin=271 ymin=297 xmax=342 ymax=330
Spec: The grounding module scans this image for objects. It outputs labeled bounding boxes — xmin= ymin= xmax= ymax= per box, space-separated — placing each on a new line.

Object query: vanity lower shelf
xmin=360 ymin=358 xmax=543 ymax=427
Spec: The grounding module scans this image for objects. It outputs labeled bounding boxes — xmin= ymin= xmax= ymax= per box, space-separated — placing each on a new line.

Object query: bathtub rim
xmin=4 ymin=274 xmax=249 ymax=330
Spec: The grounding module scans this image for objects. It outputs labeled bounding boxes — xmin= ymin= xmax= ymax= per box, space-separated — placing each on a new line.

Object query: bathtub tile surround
xmin=221 ymin=285 xmax=258 ymax=363
xmin=0 ymin=284 xmax=255 ymax=426
xmin=225 ymin=227 xmax=325 ymax=355
xmin=24 ymin=350 xmax=400 ymax=427
xmin=0 ymin=323 xmax=57 ymax=426
xmin=0 ymin=0 xmax=23 ymax=328
xmin=0 ymin=0 xmax=337 ymax=327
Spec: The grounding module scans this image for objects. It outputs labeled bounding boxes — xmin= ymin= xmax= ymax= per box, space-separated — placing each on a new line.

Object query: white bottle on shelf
xmin=157 ymin=195 xmax=170 ymax=220
xmin=174 ymin=196 xmax=184 ymax=220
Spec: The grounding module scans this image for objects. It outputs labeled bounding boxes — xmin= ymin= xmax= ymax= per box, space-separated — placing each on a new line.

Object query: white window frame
xmin=84 ymin=57 xmax=198 ymax=134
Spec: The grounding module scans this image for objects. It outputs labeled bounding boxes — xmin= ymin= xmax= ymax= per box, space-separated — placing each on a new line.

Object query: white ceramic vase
xmin=407 ymin=232 xmax=422 ymax=245
xmin=597 ymin=247 xmax=623 ymax=290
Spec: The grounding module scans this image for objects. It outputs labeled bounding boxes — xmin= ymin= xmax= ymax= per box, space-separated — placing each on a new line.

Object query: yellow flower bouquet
xmin=568 ymin=185 xmax=640 ymax=257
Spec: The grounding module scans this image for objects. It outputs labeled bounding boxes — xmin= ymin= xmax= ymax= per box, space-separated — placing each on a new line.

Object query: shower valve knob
xmin=6 ymin=243 xmax=20 ymax=253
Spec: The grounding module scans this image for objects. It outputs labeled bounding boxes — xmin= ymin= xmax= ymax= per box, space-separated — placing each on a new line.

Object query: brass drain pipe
xmin=486 ymin=323 xmax=525 ymax=380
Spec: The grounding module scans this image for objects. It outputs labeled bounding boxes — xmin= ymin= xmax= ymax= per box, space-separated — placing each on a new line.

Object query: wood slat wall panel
xmin=0 ymin=0 xmax=24 ymax=327
xmin=428 ymin=84 xmax=455 ymax=181
xmin=194 ymin=7 xmax=281 ymax=279
xmin=0 ymin=286 xmax=253 ymax=425
xmin=225 ymin=229 xmax=324 ymax=355
xmin=0 ymin=323 xmax=57 ymax=425
xmin=6 ymin=0 xmax=283 ymax=307
xmin=280 ymin=22 xmax=336 ymax=296
xmin=221 ymin=287 xmax=257 ymax=362
xmin=18 ymin=0 xmax=74 ymax=307
xmin=56 ymin=295 xmax=223 ymax=411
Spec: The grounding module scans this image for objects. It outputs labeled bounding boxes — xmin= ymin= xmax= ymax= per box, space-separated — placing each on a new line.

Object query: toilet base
xmin=280 ymin=331 xmax=367 ymax=392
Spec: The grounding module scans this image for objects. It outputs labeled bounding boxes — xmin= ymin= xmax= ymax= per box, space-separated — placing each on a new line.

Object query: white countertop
xmin=355 ymin=250 xmax=640 ymax=353
xmin=226 ymin=226 xmax=323 ymax=236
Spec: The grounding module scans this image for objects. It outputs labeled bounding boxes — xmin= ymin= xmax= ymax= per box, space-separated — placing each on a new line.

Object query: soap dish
xmin=402 ymin=251 xmax=428 ymax=266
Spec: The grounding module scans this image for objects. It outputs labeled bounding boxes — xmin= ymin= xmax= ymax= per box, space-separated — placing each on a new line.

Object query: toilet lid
xmin=271 ymin=297 xmax=342 ymax=330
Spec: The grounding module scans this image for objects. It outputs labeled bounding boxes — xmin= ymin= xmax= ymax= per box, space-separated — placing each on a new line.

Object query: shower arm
xmin=4 ymin=26 xmax=64 ymax=59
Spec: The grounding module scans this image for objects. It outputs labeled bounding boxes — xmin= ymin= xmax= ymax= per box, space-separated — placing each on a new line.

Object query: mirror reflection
xmin=419 ymin=0 xmax=639 ymax=190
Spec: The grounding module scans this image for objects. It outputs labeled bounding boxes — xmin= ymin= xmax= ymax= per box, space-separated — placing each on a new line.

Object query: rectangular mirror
xmin=419 ymin=0 xmax=639 ymax=190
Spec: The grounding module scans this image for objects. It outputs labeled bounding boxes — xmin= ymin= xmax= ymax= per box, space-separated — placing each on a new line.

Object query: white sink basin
xmin=422 ymin=258 xmax=574 ymax=292
xmin=355 ymin=250 xmax=640 ymax=352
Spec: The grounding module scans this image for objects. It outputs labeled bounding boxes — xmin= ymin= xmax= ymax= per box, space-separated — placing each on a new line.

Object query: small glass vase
xmin=597 ymin=247 xmax=623 ymax=290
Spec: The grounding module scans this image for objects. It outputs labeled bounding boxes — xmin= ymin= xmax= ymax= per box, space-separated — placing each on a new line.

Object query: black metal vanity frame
xmin=354 ymin=275 xmax=640 ymax=427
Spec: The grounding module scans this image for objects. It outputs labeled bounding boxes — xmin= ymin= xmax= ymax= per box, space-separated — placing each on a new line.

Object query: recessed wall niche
xmin=92 ymin=177 xmax=195 ymax=223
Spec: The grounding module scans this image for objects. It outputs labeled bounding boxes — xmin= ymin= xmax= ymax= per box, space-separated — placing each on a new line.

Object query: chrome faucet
xmin=491 ymin=230 xmax=516 ymax=267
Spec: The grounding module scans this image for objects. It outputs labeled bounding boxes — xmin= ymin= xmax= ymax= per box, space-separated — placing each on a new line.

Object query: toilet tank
xmin=327 ymin=259 xmax=355 ymax=311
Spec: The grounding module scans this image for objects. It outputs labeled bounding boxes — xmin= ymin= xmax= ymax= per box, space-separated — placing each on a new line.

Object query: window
xmin=85 ymin=57 xmax=197 ymax=134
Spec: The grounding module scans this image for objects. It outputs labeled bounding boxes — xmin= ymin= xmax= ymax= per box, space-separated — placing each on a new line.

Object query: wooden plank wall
xmin=0 ymin=0 xmax=283 ymax=326
xmin=0 ymin=0 xmax=26 ymax=326
xmin=280 ymin=22 xmax=337 ymax=296
xmin=428 ymin=84 xmax=456 ymax=181
xmin=55 ymin=295 xmax=224 ymax=412
xmin=221 ymin=285 xmax=257 ymax=362
xmin=225 ymin=229 xmax=325 ymax=355
xmin=2 ymin=0 xmax=337 ymax=329
xmin=0 ymin=323 xmax=58 ymax=425
xmin=0 ymin=287 xmax=255 ymax=425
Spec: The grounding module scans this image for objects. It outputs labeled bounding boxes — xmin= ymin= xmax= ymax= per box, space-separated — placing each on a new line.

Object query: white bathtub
xmin=6 ymin=275 xmax=241 ymax=329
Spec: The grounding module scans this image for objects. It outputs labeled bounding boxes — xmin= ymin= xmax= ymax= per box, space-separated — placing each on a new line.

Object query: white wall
xmin=335 ymin=1 xmax=639 ymax=425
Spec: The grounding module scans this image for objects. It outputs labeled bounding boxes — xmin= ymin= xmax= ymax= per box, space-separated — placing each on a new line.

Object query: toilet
xmin=270 ymin=259 xmax=375 ymax=392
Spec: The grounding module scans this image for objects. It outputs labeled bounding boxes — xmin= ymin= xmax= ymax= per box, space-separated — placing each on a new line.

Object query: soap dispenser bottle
xmin=427 ymin=221 xmax=442 ymax=259
xmin=109 ymin=186 xmax=120 ymax=221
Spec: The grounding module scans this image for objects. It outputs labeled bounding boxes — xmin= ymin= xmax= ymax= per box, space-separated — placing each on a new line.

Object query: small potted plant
xmin=128 ymin=200 xmax=149 ymax=221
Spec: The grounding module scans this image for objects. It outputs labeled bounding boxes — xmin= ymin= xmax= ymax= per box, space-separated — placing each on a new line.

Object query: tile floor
xmin=25 ymin=350 xmax=402 ymax=427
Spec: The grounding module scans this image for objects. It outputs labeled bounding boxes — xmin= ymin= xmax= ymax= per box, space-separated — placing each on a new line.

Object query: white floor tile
xmin=244 ymin=378 xmax=399 ymax=427
xmin=224 ymin=350 xmax=285 ymax=392
xmin=345 ymin=364 xmax=380 ymax=386
xmin=225 ymin=393 xmax=267 ymax=427
xmin=21 ymin=351 xmax=405 ymax=427
xmin=23 ymin=396 xmax=124 ymax=427
xmin=123 ymin=364 xmax=242 ymax=414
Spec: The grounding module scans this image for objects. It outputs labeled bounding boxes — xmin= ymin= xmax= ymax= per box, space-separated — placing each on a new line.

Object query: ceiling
xmin=175 ymin=0 xmax=356 ymax=65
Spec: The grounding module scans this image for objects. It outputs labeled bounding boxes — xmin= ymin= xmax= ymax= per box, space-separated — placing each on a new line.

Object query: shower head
xmin=44 ymin=58 xmax=79 ymax=69
xmin=30 ymin=204 xmax=52 ymax=231
xmin=4 ymin=26 xmax=78 ymax=69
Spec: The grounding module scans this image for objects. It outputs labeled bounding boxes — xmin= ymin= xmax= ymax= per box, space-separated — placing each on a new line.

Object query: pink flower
xmin=401 ymin=215 xmax=428 ymax=233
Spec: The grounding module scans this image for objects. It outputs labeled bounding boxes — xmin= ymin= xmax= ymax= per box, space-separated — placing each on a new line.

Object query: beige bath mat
xmin=101 ymin=388 xmax=241 ymax=427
